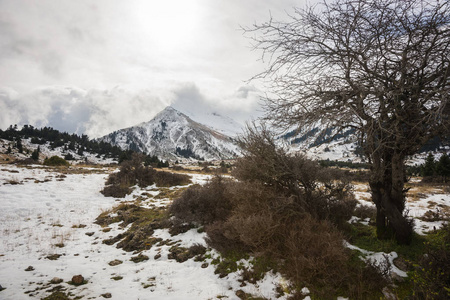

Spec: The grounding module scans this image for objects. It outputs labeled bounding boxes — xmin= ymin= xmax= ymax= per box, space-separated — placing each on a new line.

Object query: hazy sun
xmin=135 ymin=0 xmax=203 ymax=51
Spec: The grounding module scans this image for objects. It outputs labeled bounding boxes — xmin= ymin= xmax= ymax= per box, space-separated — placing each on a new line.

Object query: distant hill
xmin=0 ymin=125 xmax=130 ymax=164
xmin=280 ymin=125 xmax=450 ymax=164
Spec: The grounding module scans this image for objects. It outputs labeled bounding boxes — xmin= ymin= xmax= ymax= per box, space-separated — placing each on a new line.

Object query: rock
xmin=46 ymin=254 xmax=62 ymax=260
xmin=201 ymin=263 xmax=209 ymax=268
xmin=235 ymin=290 xmax=246 ymax=299
xmin=50 ymin=277 xmax=63 ymax=284
xmin=0 ymin=284 xmax=5 ymax=291
xmin=382 ymin=287 xmax=397 ymax=300
xmin=85 ymin=232 xmax=95 ymax=236
xmin=71 ymin=274 xmax=84 ymax=285
xmin=393 ymin=257 xmax=410 ymax=272
xmin=25 ymin=266 xmax=35 ymax=271
xmin=108 ymin=259 xmax=123 ymax=266
xmin=391 ymin=272 xmax=405 ymax=283
xmin=154 ymin=253 xmax=161 ymax=260
xmin=101 ymin=293 xmax=112 ymax=298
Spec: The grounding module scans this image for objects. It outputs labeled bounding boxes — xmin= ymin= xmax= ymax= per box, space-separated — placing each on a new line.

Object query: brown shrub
xmin=154 ymin=170 xmax=191 ymax=187
xmin=101 ymin=184 xmax=131 ymax=198
xmin=353 ymin=205 xmax=377 ymax=221
xmin=232 ymin=125 xmax=356 ymax=227
xmin=170 ymin=176 xmax=233 ymax=225
xmin=102 ymin=153 xmax=190 ymax=197
xmin=278 ymin=216 xmax=349 ymax=294
xmin=168 ymin=126 xmax=381 ymax=297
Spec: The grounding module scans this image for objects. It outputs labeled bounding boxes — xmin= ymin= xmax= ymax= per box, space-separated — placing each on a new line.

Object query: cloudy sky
xmin=0 ymin=0 xmax=307 ymax=137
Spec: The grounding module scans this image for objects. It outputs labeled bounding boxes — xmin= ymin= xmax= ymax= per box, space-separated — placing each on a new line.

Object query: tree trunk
xmin=369 ymin=151 xmax=412 ymax=244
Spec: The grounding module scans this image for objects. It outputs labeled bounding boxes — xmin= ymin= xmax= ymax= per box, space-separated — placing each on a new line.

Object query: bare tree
xmin=247 ymin=0 xmax=450 ymax=244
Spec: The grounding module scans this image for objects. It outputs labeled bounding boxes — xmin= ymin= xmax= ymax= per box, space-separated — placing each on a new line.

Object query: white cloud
xmin=0 ymin=0 xmax=309 ymax=136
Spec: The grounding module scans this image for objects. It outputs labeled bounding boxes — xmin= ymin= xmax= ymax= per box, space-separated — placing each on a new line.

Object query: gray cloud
xmin=0 ymin=0 xmax=310 ymax=136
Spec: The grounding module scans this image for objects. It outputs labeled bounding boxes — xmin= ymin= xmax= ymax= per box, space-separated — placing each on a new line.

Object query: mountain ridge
xmin=99 ymin=106 xmax=241 ymax=161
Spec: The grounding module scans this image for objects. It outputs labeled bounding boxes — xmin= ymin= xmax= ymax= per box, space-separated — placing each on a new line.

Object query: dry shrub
xmin=101 ymin=184 xmax=131 ymax=198
xmin=353 ymin=205 xmax=377 ymax=220
xmin=170 ymin=176 xmax=233 ymax=225
xmin=154 ymin=170 xmax=191 ymax=187
xmin=279 ymin=216 xmax=348 ymax=294
xmin=233 ymin=125 xmax=357 ymax=227
xmin=169 ymin=126 xmax=383 ymax=297
xmin=102 ymin=153 xmax=190 ymax=197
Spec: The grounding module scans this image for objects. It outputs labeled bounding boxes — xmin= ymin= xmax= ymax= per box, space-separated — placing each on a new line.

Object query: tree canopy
xmin=248 ymin=0 xmax=450 ymax=243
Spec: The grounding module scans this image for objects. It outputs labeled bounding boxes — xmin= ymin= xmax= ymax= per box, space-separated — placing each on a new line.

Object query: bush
xmin=101 ymin=153 xmax=190 ymax=197
xmin=411 ymin=223 xmax=450 ymax=299
xmin=233 ymin=125 xmax=357 ymax=227
xmin=168 ymin=125 xmax=388 ymax=298
xmin=101 ymin=184 xmax=131 ymax=198
xmin=43 ymin=156 xmax=70 ymax=167
xmin=170 ymin=176 xmax=233 ymax=225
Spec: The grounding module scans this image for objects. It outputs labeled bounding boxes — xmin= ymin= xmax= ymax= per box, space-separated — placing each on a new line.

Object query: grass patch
xmin=345 ymin=222 xmax=450 ymax=299
xmin=42 ymin=291 xmax=73 ymax=300
xmin=97 ymin=203 xmax=169 ymax=252
xmin=345 ymin=223 xmax=427 ymax=261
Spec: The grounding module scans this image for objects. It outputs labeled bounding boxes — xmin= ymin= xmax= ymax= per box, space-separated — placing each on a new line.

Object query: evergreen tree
xmin=16 ymin=137 xmax=23 ymax=153
xmin=436 ymin=153 xmax=450 ymax=182
xmin=31 ymin=146 xmax=40 ymax=161
xmin=77 ymin=146 xmax=84 ymax=156
xmin=422 ymin=153 xmax=436 ymax=177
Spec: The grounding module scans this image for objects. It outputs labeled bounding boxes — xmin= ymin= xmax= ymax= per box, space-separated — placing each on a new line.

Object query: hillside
xmin=0 ymin=125 xmax=128 ymax=164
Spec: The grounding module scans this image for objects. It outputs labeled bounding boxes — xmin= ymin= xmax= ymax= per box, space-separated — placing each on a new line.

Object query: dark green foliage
xmin=64 ymin=153 xmax=75 ymax=161
xmin=30 ymin=137 xmax=46 ymax=144
xmin=77 ymin=147 xmax=84 ymax=156
xmin=437 ymin=153 xmax=450 ymax=182
xmin=0 ymin=124 xmax=128 ymax=161
xmin=422 ymin=153 xmax=436 ymax=177
xmin=144 ymin=154 xmax=169 ymax=168
xmin=43 ymin=156 xmax=70 ymax=167
xmin=410 ymin=152 xmax=450 ymax=182
xmin=16 ymin=137 xmax=23 ymax=153
xmin=31 ymin=146 xmax=40 ymax=161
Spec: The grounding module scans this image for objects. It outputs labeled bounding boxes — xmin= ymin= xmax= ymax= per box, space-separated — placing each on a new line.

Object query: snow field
xmin=0 ymin=165 xmax=292 ymax=300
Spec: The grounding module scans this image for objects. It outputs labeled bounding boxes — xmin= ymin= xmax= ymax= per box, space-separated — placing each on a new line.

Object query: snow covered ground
xmin=0 ymin=165 xmax=291 ymax=300
xmin=1 ymin=164 xmax=448 ymax=299
xmin=352 ymin=181 xmax=450 ymax=235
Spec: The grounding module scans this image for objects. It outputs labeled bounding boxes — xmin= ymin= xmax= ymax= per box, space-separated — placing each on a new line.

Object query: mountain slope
xmin=99 ymin=106 xmax=240 ymax=160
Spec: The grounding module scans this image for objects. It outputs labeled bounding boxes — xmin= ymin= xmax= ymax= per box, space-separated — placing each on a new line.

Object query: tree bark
xmin=369 ymin=151 xmax=412 ymax=244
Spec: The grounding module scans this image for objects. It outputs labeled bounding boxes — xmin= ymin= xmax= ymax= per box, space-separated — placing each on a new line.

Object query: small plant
xmin=130 ymin=253 xmax=149 ymax=263
xmin=42 ymin=291 xmax=73 ymax=300
xmin=43 ymin=156 xmax=70 ymax=167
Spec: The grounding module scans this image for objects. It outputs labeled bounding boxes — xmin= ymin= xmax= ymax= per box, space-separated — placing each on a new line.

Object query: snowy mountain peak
xmin=154 ymin=106 xmax=182 ymax=119
xmin=100 ymin=106 xmax=240 ymax=161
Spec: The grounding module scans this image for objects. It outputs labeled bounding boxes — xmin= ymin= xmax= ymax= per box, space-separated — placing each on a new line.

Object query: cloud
xmin=0 ymin=0 xmax=308 ymax=137
xmin=83 ymin=88 xmax=168 ymax=137
xmin=0 ymin=86 xmax=169 ymax=138
xmin=170 ymin=82 xmax=263 ymax=125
